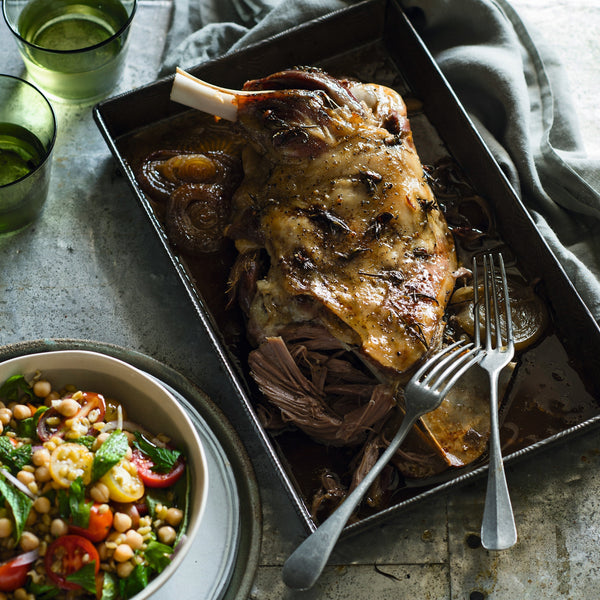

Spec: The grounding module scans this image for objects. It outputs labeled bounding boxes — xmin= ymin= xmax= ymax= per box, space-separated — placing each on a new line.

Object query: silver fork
xmin=282 ymin=340 xmax=483 ymax=591
xmin=473 ymin=252 xmax=517 ymax=550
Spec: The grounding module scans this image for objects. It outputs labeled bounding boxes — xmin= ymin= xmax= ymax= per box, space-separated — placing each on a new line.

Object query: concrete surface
xmin=1 ymin=1 xmax=599 ymax=599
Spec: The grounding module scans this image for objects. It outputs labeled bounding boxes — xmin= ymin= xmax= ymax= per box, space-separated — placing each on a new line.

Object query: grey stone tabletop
xmin=1 ymin=1 xmax=599 ymax=599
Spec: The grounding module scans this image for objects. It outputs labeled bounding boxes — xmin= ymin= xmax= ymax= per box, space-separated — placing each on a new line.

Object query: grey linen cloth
xmin=161 ymin=0 xmax=600 ymax=322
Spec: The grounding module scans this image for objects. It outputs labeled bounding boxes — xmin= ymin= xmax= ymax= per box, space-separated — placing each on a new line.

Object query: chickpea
xmin=98 ymin=542 xmax=110 ymax=561
xmin=12 ymin=404 xmax=31 ymax=420
xmin=32 ymin=447 xmax=51 ymax=467
xmin=165 ymin=507 xmax=184 ymax=527
xmin=17 ymin=470 xmax=35 ymax=486
xmin=55 ymin=398 xmax=80 ymax=418
xmin=25 ymin=510 xmax=37 ymax=527
xmin=0 ymin=408 xmax=12 ymax=426
xmin=157 ymin=526 xmax=177 ymax=546
xmin=50 ymin=518 xmax=68 ymax=537
xmin=20 ymin=531 xmax=40 ymax=552
xmin=13 ymin=589 xmax=30 ymax=600
xmin=33 ymin=380 xmax=52 ymax=398
xmin=116 ymin=561 xmax=135 ymax=578
xmin=113 ymin=512 xmax=132 ymax=533
xmin=45 ymin=391 xmax=60 ymax=405
xmin=33 ymin=496 xmax=51 ymax=514
xmin=113 ymin=544 xmax=134 ymax=563
xmin=0 ymin=517 xmax=13 ymax=538
xmin=89 ymin=482 xmax=110 ymax=504
xmin=107 ymin=531 xmax=124 ymax=545
xmin=35 ymin=465 xmax=52 ymax=483
xmin=124 ymin=529 xmax=144 ymax=550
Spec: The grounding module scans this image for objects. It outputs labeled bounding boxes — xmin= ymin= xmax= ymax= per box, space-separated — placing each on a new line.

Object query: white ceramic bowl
xmin=0 ymin=349 xmax=208 ymax=599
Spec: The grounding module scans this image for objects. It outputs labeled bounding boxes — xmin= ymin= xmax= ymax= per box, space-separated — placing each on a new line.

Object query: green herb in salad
xmin=92 ymin=430 xmax=129 ymax=481
xmin=118 ymin=564 xmax=149 ymax=600
xmin=145 ymin=540 xmax=174 ymax=574
xmin=16 ymin=405 xmax=48 ymax=439
xmin=57 ymin=476 xmax=92 ymax=528
xmin=65 ymin=562 xmax=98 ymax=595
xmin=0 ymin=472 xmax=33 ymax=542
xmin=133 ymin=431 xmax=181 ymax=474
xmin=0 ymin=374 xmax=35 ymax=402
xmin=0 ymin=436 xmax=32 ymax=473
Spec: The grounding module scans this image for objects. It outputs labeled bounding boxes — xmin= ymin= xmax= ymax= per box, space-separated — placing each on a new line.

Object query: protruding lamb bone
xmin=170 ymin=67 xmax=276 ymax=122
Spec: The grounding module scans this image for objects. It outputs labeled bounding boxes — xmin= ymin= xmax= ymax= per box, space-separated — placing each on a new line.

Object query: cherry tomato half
xmin=131 ymin=448 xmax=185 ymax=488
xmin=49 ymin=443 xmax=93 ymax=488
xmin=100 ymin=459 xmax=145 ymax=502
xmin=44 ymin=535 xmax=100 ymax=591
xmin=0 ymin=554 xmax=36 ymax=592
xmin=69 ymin=503 xmax=113 ymax=542
xmin=72 ymin=391 xmax=106 ymax=423
xmin=36 ymin=392 xmax=107 ymax=442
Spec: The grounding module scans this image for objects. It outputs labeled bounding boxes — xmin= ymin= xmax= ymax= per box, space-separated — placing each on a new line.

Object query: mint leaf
xmin=145 ymin=540 xmax=173 ymax=574
xmin=0 ymin=473 xmax=34 ymax=542
xmin=68 ymin=477 xmax=92 ymax=528
xmin=17 ymin=406 xmax=47 ymax=439
xmin=100 ymin=572 xmax=118 ymax=600
xmin=0 ymin=375 xmax=34 ymax=403
xmin=27 ymin=581 xmax=60 ymax=600
xmin=118 ymin=564 xmax=149 ymax=599
xmin=0 ymin=437 xmax=32 ymax=473
xmin=74 ymin=435 xmax=95 ymax=450
xmin=133 ymin=432 xmax=181 ymax=474
xmin=92 ymin=431 xmax=128 ymax=481
xmin=65 ymin=562 xmax=97 ymax=594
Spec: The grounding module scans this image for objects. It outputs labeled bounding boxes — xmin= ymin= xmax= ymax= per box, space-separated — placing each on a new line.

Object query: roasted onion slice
xmin=451 ymin=278 xmax=548 ymax=351
xmin=138 ymin=150 xmax=240 ymax=205
xmin=166 ymin=183 xmax=231 ymax=254
xmin=138 ymin=149 xmax=187 ymax=204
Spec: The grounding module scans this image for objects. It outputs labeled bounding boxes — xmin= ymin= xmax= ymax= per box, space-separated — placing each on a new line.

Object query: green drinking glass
xmin=0 ymin=74 xmax=57 ymax=234
xmin=3 ymin=0 xmax=137 ymax=103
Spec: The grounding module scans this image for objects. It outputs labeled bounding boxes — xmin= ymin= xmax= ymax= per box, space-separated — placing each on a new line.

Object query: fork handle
xmin=481 ymin=370 xmax=517 ymax=550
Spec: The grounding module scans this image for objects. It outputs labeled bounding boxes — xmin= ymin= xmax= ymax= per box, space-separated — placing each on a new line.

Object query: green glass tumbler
xmin=3 ymin=0 xmax=137 ymax=103
xmin=0 ymin=74 xmax=56 ymax=234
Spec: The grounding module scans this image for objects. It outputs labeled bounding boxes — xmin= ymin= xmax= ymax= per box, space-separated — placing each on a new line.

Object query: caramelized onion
xmin=138 ymin=150 xmax=240 ymax=206
xmin=166 ymin=183 xmax=230 ymax=254
xmin=452 ymin=278 xmax=548 ymax=351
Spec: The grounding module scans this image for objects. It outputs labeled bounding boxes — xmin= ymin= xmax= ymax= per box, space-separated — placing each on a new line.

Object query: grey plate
xmin=150 ymin=377 xmax=241 ymax=600
xmin=0 ymin=338 xmax=262 ymax=600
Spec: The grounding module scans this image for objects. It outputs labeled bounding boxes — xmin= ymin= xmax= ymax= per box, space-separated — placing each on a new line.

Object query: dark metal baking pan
xmin=94 ymin=0 xmax=600 ymax=535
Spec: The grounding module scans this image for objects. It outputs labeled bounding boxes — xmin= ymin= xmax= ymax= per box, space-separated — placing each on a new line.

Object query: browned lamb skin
xmin=225 ymin=68 xmax=458 ymax=471
xmin=230 ymin=68 xmax=457 ymax=377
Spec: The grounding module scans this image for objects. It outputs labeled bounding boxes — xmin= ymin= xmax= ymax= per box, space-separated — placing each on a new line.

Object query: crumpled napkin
xmin=161 ymin=0 xmax=600 ymax=321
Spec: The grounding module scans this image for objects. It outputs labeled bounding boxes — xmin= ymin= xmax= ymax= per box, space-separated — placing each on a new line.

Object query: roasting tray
xmin=94 ymin=0 xmax=600 ymax=535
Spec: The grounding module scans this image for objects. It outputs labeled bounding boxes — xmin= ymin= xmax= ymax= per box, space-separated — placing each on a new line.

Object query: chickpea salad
xmin=0 ymin=373 xmax=190 ymax=600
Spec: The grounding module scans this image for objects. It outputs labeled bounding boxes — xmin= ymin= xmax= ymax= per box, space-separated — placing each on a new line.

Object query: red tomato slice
xmin=44 ymin=535 xmax=100 ymax=591
xmin=0 ymin=554 xmax=36 ymax=592
xmin=72 ymin=391 xmax=106 ymax=422
xmin=36 ymin=392 xmax=107 ymax=442
xmin=131 ymin=448 xmax=185 ymax=488
xmin=69 ymin=503 xmax=113 ymax=542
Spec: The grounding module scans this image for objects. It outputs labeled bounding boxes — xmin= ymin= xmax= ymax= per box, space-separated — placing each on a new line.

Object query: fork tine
xmin=436 ymin=347 xmax=483 ymax=398
xmin=410 ymin=340 xmax=470 ymax=384
xmin=473 ymin=259 xmax=482 ymax=348
xmin=483 ymin=254 xmax=494 ymax=349
xmin=497 ymin=253 xmax=514 ymax=351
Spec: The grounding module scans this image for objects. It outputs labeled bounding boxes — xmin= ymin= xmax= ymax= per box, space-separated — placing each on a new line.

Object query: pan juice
xmin=17 ymin=0 xmax=131 ymax=101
